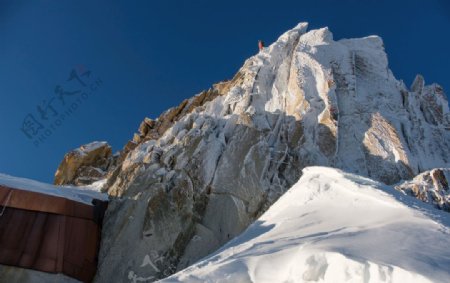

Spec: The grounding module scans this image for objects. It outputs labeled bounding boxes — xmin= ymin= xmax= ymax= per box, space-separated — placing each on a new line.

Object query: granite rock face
xmin=396 ymin=168 xmax=450 ymax=211
xmin=54 ymin=141 xmax=116 ymax=186
xmin=54 ymin=23 xmax=449 ymax=282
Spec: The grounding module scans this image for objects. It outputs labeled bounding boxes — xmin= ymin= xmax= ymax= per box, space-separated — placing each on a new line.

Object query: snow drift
xmin=161 ymin=167 xmax=450 ymax=283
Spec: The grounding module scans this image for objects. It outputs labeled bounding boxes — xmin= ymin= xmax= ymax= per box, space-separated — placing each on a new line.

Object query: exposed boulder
xmin=396 ymin=168 xmax=450 ymax=211
xmin=54 ymin=141 xmax=115 ymax=186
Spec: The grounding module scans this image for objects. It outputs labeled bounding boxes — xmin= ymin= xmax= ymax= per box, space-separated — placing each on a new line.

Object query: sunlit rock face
xmin=54 ymin=141 xmax=116 ymax=186
xmin=396 ymin=168 xmax=450 ymax=211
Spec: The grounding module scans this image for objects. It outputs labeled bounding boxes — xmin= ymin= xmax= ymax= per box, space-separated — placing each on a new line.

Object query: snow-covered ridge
xmin=0 ymin=173 xmax=108 ymax=205
xmin=161 ymin=167 xmax=450 ymax=283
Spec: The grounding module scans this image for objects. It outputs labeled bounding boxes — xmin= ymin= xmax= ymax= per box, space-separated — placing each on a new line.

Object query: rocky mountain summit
xmin=54 ymin=22 xmax=450 ymax=282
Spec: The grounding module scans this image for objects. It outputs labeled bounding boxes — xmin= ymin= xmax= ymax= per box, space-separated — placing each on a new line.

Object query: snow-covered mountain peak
xmin=277 ymin=21 xmax=309 ymax=41
xmin=51 ymin=22 xmax=449 ymax=282
xmin=198 ymin=22 xmax=397 ymax=135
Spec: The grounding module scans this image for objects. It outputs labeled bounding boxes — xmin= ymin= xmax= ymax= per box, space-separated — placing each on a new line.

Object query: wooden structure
xmin=0 ymin=185 xmax=107 ymax=282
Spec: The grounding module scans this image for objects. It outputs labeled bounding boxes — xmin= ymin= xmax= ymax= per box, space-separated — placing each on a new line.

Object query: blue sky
xmin=0 ymin=0 xmax=449 ymax=183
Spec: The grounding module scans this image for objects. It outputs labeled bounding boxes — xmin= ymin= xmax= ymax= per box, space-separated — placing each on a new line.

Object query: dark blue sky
xmin=1 ymin=0 xmax=449 ymax=183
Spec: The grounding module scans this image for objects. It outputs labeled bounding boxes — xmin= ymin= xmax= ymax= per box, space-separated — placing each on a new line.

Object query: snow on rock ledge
xmin=162 ymin=167 xmax=450 ymax=283
xmin=54 ymin=141 xmax=116 ymax=186
xmin=396 ymin=168 xmax=450 ymax=211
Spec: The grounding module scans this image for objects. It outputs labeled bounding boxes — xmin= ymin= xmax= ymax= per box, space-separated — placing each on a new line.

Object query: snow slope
xmin=0 ymin=173 xmax=108 ymax=205
xmin=161 ymin=167 xmax=450 ymax=283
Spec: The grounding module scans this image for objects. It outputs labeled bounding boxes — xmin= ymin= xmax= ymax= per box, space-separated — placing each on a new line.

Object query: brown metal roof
xmin=0 ymin=185 xmax=94 ymax=219
xmin=0 ymin=185 xmax=107 ymax=283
